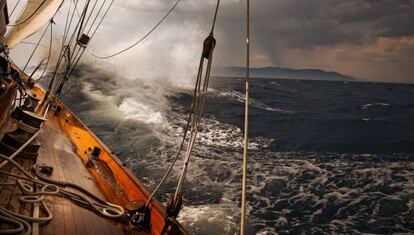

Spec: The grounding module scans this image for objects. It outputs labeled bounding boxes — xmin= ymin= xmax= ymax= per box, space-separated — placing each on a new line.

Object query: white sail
xmin=4 ymin=0 xmax=63 ymax=49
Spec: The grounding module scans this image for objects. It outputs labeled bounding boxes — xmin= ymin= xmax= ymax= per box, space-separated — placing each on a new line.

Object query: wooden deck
xmin=0 ymin=63 xmax=190 ymax=235
xmin=0 ymin=116 xmax=127 ymax=234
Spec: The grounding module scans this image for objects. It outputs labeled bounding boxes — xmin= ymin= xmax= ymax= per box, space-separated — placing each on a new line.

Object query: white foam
xmin=118 ymin=97 xmax=165 ymax=125
xmin=66 ymin=64 xmax=414 ymax=234
xmin=178 ymin=204 xmax=238 ymax=235
xmin=218 ymin=90 xmax=292 ymax=113
xmin=79 ymin=74 xmax=169 ymax=129
xmin=361 ymin=102 xmax=390 ymax=110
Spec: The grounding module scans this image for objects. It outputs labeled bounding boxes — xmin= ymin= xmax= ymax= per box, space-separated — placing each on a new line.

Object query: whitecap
xmin=217 ymin=90 xmax=293 ymax=113
xmin=118 ymin=97 xmax=165 ymax=125
xmin=360 ymin=102 xmax=390 ymax=110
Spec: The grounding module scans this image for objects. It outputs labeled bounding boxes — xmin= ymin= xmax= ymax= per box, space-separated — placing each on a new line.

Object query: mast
xmin=240 ymin=0 xmax=250 ymax=234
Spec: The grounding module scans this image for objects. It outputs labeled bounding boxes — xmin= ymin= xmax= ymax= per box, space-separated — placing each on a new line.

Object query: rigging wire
xmin=172 ymin=0 xmax=220 ymax=202
xmin=80 ymin=0 xmax=98 ymax=34
xmin=58 ymin=0 xmax=114 ymax=96
xmin=240 ymin=0 xmax=250 ymax=234
xmin=85 ymin=0 xmax=108 ymax=35
xmin=35 ymin=18 xmax=53 ymax=83
xmin=9 ymin=0 xmax=23 ymax=18
xmin=63 ymin=0 xmax=88 ymax=57
xmin=156 ymin=4 xmax=220 ymax=234
xmin=74 ymin=0 xmax=91 ymax=42
xmin=19 ymin=41 xmax=48 ymax=48
xmin=22 ymin=21 xmax=50 ymax=71
xmin=87 ymin=0 xmax=181 ymax=59
xmin=7 ymin=0 xmax=47 ymax=26
xmin=48 ymin=0 xmax=79 ymax=91
xmin=48 ymin=0 xmax=82 ymax=93
xmin=145 ymin=0 xmax=220 ymax=210
xmin=53 ymin=0 xmax=106 ymax=96
xmin=63 ymin=0 xmax=91 ymax=70
xmin=61 ymin=0 xmax=72 ymax=48
xmin=144 ymin=66 xmax=199 ymax=208
xmin=26 ymin=58 xmax=46 ymax=83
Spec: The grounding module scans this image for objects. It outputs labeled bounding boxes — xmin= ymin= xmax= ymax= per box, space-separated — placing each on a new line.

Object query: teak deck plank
xmin=34 ymin=116 xmax=125 ymax=235
xmin=1 ymin=65 xmax=187 ymax=235
xmin=0 ymin=108 xmax=159 ymax=234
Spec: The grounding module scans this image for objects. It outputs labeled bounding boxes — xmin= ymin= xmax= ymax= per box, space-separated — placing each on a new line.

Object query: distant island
xmin=214 ymin=66 xmax=355 ymax=81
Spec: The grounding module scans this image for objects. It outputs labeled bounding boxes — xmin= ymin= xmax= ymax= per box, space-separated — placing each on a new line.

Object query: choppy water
xmin=57 ymin=64 xmax=414 ymax=234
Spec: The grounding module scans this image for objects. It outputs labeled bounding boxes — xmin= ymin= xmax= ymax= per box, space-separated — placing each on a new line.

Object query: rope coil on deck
xmin=0 ymin=154 xmax=125 ymax=234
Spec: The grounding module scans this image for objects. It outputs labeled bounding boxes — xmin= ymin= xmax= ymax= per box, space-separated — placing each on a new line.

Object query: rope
xmin=48 ymin=0 xmax=79 ymax=92
xmin=19 ymin=41 xmax=48 ymax=48
xmin=67 ymin=0 xmax=113 ymax=69
xmin=55 ymin=0 xmax=115 ymax=97
xmin=27 ymin=58 xmax=45 ymax=81
xmin=80 ymin=0 xmax=98 ymax=35
xmin=160 ymin=35 xmax=217 ymax=232
xmin=47 ymin=0 xmax=105 ymax=97
xmin=0 ymin=209 xmax=31 ymax=235
xmin=35 ymin=19 xmax=53 ymax=83
xmin=173 ymin=47 xmax=214 ymax=201
xmin=145 ymin=0 xmax=220 ymax=211
xmin=86 ymin=0 xmax=109 ymax=36
xmin=0 ymin=88 xmax=124 ymax=232
xmin=9 ymin=0 xmax=23 ymax=18
xmin=2 ymin=55 xmax=27 ymax=102
xmin=75 ymin=0 xmax=91 ymax=41
xmin=87 ymin=0 xmax=181 ymax=59
xmin=144 ymin=62 xmax=200 ymax=208
xmin=240 ymin=0 xmax=250 ymax=234
xmin=22 ymin=22 xmax=50 ymax=71
xmin=173 ymin=0 xmax=219 ymax=202
xmin=0 ymin=154 xmax=125 ymax=227
xmin=7 ymin=0 xmax=47 ymax=26
xmin=61 ymin=0 xmax=73 ymax=50
xmin=64 ymin=0 xmax=88 ymax=57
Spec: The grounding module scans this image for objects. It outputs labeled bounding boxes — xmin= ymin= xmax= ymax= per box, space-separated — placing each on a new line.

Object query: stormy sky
xmin=10 ymin=0 xmax=414 ymax=83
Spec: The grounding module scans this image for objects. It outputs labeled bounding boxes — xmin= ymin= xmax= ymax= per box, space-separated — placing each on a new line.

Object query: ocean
xmin=58 ymin=64 xmax=414 ymax=234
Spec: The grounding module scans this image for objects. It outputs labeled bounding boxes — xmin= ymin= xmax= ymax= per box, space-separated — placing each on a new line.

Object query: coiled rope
xmin=0 ymin=152 xmax=124 ymax=234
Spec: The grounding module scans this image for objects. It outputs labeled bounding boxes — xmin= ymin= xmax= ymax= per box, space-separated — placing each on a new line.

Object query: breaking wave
xmin=57 ymin=63 xmax=414 ymax=234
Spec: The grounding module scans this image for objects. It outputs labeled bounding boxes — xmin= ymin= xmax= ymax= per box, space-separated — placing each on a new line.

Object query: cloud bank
xmin=10 ymin=0 xmax=414 ymax=83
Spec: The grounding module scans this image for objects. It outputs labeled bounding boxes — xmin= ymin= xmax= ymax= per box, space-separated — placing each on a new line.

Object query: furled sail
xmin=4 ymin=0 xmax=63 ymax=49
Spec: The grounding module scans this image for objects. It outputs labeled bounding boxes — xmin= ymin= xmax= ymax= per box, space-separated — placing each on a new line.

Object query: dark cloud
xmin=231 ymin=0 xmax=414 ymax=49
xmin=203 ymin=0 xmax=414 ymax=81
xmin=12 ymin=0 xmax=413 ymax=82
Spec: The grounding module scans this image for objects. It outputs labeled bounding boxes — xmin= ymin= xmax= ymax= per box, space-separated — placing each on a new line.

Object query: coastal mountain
xmin=214 ymin=66 xmax=355 ymax=81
